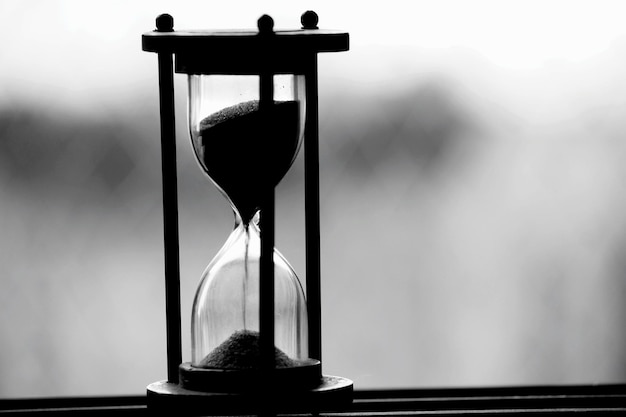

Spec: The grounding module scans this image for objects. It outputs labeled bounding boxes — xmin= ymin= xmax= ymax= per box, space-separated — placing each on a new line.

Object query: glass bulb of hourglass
xmin=188 ymin=74 xmax=308 ymax=368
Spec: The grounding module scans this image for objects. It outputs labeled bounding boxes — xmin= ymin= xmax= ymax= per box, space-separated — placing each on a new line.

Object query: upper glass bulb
xmin=188 ymin=74 xmax=305 ymax=224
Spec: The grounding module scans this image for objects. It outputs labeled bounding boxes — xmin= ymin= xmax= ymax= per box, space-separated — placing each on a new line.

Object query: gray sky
xmin=3 ymin=0 xmax=626 ymax=111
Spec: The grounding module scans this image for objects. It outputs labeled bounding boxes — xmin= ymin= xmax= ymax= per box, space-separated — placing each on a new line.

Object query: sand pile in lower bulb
xmin=198 ymin=330 xmax=296 ymax=369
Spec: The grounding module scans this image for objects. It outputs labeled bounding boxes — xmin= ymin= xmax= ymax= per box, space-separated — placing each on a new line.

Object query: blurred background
xmin=2 ymin=0 xmax=626 ymax=398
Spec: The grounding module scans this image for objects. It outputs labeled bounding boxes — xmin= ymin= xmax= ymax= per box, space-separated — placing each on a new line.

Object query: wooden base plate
xmin=147 ymin=375 xmax=353 ymax=415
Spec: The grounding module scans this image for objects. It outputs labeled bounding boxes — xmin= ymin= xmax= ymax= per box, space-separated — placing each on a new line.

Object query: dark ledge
xmin=0 ymin=384 xmax=625 ymax=416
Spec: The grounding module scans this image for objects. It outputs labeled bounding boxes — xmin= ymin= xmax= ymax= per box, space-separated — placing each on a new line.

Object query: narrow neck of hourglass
xmin=233 ymin=209 xmax=260 ymax=230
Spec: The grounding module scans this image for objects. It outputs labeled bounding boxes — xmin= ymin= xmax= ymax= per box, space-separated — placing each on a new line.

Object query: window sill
xmin=1 ymin=384 xmax=624 ymax=416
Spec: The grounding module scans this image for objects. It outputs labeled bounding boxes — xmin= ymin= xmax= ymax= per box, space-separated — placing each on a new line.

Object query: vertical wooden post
xmin=258 ymin=14 xmax=276 ymax=373
xmin=156 ymin=14 xmax=182 ymax=385
xmin=304 ymin=53 xmax=322 ymax=364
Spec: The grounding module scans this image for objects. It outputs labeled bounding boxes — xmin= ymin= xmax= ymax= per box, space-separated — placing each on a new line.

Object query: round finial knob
xmin=156 ymin=14 xmax=174 ymax=32
xmin=301 ymin=10 xmax=319 ymax=29
xmin=257 ymin=14 xmax=274 ymax=34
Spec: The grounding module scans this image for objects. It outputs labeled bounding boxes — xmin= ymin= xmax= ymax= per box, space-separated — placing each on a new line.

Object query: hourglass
xmin=142 ymin=12 xmax=350 ymax=414
xmin=184 ymin=73 xmax=313 ymax=388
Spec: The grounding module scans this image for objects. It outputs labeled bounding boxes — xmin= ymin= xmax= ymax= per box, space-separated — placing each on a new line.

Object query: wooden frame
xmin=141 ymin=11 xmax=352 ymax=414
